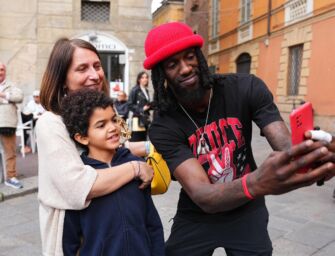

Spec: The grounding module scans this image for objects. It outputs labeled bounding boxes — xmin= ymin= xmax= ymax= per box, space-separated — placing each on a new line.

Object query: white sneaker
xmin=5 ymin=177 xmax=23 ymax=189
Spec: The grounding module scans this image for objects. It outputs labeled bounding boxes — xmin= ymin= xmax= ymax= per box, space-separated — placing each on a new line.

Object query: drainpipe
xmin=267 ymin=0 xmax=272 ymax=37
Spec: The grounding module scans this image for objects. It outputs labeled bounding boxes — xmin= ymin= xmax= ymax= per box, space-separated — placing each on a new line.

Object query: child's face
xmin=83 ymin=106 xmax=121 ymax=153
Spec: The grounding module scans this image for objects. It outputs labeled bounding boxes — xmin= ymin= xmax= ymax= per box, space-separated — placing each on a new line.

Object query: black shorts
xmin=165 ymin=205 xmax=272 ymax=256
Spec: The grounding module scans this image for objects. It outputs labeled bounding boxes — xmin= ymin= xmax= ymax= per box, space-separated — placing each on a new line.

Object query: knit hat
xmin=143 ymin=22 xmax=204 ymax=70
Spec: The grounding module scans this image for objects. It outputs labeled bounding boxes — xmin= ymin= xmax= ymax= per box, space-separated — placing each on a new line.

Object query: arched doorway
xmin=236 ymin=53 xmax=251 ymax=74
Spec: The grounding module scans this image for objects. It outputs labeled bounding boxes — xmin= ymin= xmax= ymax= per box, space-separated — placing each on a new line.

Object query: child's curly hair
xmin=60 ymin=89 xmax=114 ymax=147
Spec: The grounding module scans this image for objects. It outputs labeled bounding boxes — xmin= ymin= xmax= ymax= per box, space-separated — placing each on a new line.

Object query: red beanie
xmin=143 ymin=22 xmax=204 ymax=70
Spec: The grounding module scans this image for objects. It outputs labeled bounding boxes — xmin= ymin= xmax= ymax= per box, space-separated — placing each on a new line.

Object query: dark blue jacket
xmin=62 ymin=147 xmax=164 ymax=256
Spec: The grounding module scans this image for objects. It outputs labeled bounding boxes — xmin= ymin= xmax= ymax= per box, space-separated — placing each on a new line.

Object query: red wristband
xmin=241 ymin=174 xmax=254 ymax=200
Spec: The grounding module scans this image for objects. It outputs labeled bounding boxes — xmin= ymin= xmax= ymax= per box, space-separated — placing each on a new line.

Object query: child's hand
xmin=131 ymin=161 xmax=154 ymax=189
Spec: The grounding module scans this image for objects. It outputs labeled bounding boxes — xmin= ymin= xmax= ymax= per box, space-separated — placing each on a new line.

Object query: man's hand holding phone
xmin=290 ymin=102 xmax=314 ymax=173
xmin=290 ymin=102 xmax=334 ymax=178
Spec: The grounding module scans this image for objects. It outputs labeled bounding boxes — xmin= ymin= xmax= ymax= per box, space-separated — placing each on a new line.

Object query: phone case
xmin=290 ymin=102 xmax=314 ymax=145
xmin=289 ymin=102 xmax=314 ymax=173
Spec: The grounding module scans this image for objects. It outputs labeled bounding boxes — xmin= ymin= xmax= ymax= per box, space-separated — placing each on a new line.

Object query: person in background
xmin=0 ymin=62 xmax=24 ymax=189
xmin=36 ymin=38 xmax=154 ymax=255
xmin=128 ymin=71 xmax=152 ymax=141
xmin=114 ymin=90 xmax=129 ymax=120
xmin=21 ymin=89 xmax=45 ymax=153
xmin=144 ymin=22 xmax=335 ymax=255
xmin=60 ymin=89 xmax=164 ymax=255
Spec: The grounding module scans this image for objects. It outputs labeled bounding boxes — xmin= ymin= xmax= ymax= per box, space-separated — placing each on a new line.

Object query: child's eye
xmin=96 ymin=123 xmax=104 ymax=128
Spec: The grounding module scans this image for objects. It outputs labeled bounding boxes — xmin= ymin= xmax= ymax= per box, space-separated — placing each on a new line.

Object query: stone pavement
xmin=0 ymin=150 xmax=38 ymax=201
xmin=1 ymin=126 xmax=335 ymax=255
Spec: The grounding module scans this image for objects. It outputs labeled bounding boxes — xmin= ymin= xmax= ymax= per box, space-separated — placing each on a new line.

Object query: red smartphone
xmin=289 ymin=102 xmax=314 ymax=173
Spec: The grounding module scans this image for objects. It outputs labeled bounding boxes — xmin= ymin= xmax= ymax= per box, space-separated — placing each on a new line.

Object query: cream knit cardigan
xmin=36 ymin=112 xmax=97 ymax=256
xmin=0 ymin=81 xmax=23 ymax=128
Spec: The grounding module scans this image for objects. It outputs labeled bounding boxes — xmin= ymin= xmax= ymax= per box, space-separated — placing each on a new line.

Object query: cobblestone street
xmin=1 ymin=126 xmax=335 ymax=255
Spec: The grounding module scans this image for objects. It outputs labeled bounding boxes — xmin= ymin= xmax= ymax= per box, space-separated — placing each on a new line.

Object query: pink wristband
xmin=241 ymin=174 xmax=254 ymax=200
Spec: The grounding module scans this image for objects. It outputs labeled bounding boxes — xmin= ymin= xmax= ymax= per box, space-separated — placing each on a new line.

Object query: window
xmin=285 ymin=0 xmax=313 ymax=24
xmin=211 ymin=0 xmax=219 ymax=37
xmin=287 ymin=44 xmax=303 ymax=96
xmin=241 ymin=0 xmax=251 ymax=24
xmin=238 ymin=0 xmax=252 ymax=43
xmin=81 ymin=0 xmax=110 ymax=23
xmin=191 ymin=0 xmax=199 ymax=11
xmin=209 ymin=65 xmax=216 ymax=74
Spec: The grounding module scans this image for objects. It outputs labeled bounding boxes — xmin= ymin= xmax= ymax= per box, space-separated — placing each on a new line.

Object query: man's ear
xmin=74 ymin=133 xmax=89 ymax=146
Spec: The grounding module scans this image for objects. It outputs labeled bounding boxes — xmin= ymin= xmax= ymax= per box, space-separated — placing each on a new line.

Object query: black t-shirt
xmin=149 ymin=73 xmax=282 ymax=221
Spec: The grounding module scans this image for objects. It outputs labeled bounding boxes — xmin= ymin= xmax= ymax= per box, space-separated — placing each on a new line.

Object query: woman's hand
xmin=131 ymin=161 xmax=154 ymax=189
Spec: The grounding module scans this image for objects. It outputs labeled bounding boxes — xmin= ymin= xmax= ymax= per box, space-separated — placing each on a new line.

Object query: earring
xmin=63 ymin=85 xmax=68 ymax=96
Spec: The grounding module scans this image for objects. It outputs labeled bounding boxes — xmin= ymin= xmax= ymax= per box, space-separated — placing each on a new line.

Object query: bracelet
xmin=241 ymin=174 xmax=254 ymax=200
xmin=130 ymin=161 xmax=137 ymax=179
xmin=131 ymin=161 xmax=141 ymax=180
xmin=145 ymin=141 xmax=151 ymax=156
xmin=136 ymin=161 xmax=141 ymax=179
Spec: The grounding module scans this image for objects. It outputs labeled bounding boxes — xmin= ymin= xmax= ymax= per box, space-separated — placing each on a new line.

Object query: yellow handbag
xmin=146 ymin=143 xmax=171 ymax=195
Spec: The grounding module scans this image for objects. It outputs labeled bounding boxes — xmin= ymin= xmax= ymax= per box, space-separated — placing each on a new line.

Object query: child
xmin=60 ymin=89 xmax=164 ymax=255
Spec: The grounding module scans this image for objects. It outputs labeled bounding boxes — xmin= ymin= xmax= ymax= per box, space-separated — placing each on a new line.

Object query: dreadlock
xmin=151 ymin=47 xmax=213 ymax=114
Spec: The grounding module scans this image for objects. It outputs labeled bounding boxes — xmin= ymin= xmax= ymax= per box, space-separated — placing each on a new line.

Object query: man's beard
xmin=168 ymin=74 xmax=207 ymax=106
xmin=178 ymin=85 xmax=207 ymax=105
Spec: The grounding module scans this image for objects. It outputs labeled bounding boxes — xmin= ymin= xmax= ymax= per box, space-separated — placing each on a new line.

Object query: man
xmin=144 ymin=22 xmax=335 ymax=255
xmin=23 ymin=90 xmax=45 ymax=120
xmin=0 ymin=62 xmax=24 ymax=189
xmin=21 ymin=89 xmax=45 ymax=153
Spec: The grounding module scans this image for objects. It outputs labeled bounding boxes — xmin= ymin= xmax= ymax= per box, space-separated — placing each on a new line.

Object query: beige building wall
xmin=0 ymin=0 xmax=152 ymax=103
xmin=0 ymin=0 xmax=38 ymax=98
xmin=152 ymin=0 xmax=184 ymax=26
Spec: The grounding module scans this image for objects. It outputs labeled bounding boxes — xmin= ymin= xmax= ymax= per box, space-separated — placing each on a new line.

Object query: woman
xmin=36 ymin=38 xmax=154 ymax=256
xmin=128 ymin=71 xmax=152 ymax=141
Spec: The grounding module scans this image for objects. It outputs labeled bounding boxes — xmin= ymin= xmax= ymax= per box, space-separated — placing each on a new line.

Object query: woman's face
xmin=139 ymin=73 xmax=149 ymax=87
xmin=66 ymin=47 xmax=104 ymax=93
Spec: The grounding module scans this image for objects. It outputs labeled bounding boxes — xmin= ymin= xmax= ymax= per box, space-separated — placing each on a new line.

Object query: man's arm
xmin=174 ymin=139 xmax=334 ymax=214
xmin=174 ymin=159 xmax=249 ymax=213
xmin=261 ymin=121 xmax=291 ymax=151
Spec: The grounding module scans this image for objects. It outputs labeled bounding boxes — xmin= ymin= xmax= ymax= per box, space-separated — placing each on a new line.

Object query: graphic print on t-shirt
xmin=188 ymin=117 xmax=250 ymax=183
